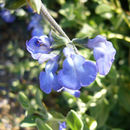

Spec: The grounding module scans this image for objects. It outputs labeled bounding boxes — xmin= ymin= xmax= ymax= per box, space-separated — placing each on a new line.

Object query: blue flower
xmin=39 ymin=60 xmax=61 ymax=94
xmin=0 ymin=10 xmax=15 ymax=23
xmin=28 ymin=14 xmax=42 ymax=30
xmin=0 ymin=3 xmax=4 ymax=8
xmin=28 ymin=14 xmax=44 ymax=36
xmin=87 ymin=35 xmax=116 ymax=75
xmin=58 ymin=47 xmax=97 ymax=90
xmin=26 ymin=5 xmax=33 ymax=13
xmin=59 ymin=122 xmax=66 ymax=130
xmin=26 ymin=35 xmax=56 ymax=63
xmin=31 ymin=25 xmax=44 ymax=37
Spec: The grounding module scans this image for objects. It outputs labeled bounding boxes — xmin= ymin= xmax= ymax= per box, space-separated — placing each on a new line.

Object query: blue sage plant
xmin=26 ymin=2 xmax=116 ymax=99
xmin=2 ymin=0 xmax=119 ymax=129
xmin=26 ymin=32 xmax=116 ymax=97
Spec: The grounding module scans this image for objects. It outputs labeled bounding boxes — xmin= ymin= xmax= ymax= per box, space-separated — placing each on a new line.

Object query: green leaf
xmin=50 ymin=111 xmax=65 ymax=120
xmin=35 ymin=89 xmax=47 ymax=113
xmin=118 ymin=86 xmax=130 ymax=113
xmin=51 ymin=31 xmax=69 ymax=48
xmin=36 ymin=118 xmax=52 ymax=130
xmin=62 ymin=91 xmax=77 ymax=108
xmin=48 ymin=111 xmax=65 ymax=129
xmin=72 ymin=37 xmax=88 ymax=48
xmin=26 ymin=0 xmax=42 ymax=14
xmin=5 ymin=0 xmax=26 ymax=10
xmin=20 ymin=115 xmax=37 ymax=127
xmin=57 ymin=0 xmax=65 ymax=5
xmin=76 ymin=24 xmax=95 ymax=38
xmin=95 ymin=4 xmax=112 ymax=14
xmin=82 ymin=115 xmax=97 ymax=130
xmin=85 ymin=115 xmax=97 ymax=130
xmin=90 ymin=98 xmax=110 ymax=128
xmin=47 ymin=118 xmax=60 ymax=130
xmin=95 ymin=4 xmax=113 ymax=19
xmin=67 ymin=110 xmax=83 ymax=130
xmin=17 ymin=92 xmax=30 ymax=109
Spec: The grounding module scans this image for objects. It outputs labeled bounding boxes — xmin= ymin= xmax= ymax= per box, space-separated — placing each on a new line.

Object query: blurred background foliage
xmin=0 ymin=0 xmax=130 ymax=129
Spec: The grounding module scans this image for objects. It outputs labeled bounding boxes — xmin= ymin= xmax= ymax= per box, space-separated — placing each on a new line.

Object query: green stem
xmin=40 ymin=3 xmax=71 ymax=42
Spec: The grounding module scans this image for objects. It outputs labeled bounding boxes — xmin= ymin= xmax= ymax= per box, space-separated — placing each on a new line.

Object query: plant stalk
xmin=41 ymin=3 xmax=70 ymax=42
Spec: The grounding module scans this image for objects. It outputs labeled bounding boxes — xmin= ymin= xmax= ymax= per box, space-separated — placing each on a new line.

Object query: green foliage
xmin=51 ymin=31 xmax=69 ymax=48
xmin=36 ymin=118 xmax=52 ymax=130
xmin=20 ymin=115 xmax=37 ymax=127
xmin=5 ymin=0 xmax=26 ymax=9
xmin=90 ymin=98 xmax=110 ymax=127
xmin=95 ymin=4 xmax=113 ymax=19
xmin=118 ymin=85 xmax=130 ymax=113
xmin=67 ymin=110 xmax=84 ymax=130
xmin=72 ymin=37 xmax=88 ymax=48
xmin=18 ymin=92 xmax=30 ymax=109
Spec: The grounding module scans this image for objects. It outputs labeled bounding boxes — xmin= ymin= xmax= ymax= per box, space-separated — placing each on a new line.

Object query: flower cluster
xmin=28 ymin=14 xmax=44 ymax=37
xmin=0 ymin=4 xmax=15 ymax=23
xmin=26 ymin=32 xmax=116 ymax=97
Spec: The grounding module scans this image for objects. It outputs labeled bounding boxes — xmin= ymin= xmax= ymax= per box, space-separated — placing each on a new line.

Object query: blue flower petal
xmin=52 ymin=73 xmax=62 ymax=91
xmin=69 ymin=54 xmax=97 ymax=86
xmin=87 ymin=35 xmax=116 ymax=75
xmin=63 ymin=47 xmax=75 ymax=57
xmin=58 ymin=53 xmax=86 ymax=90
xmin=80 ymin=61 xmax=97 ymax=86
xmin=38 ymin=35 xmax=51 ymax=47
xmin=87 ymin=35 xmax=106 ymax=49
xmin=93 ymin=42 xmax=116 ymax=75
xmin=59 ymin=122 xmax=66 ymax=130
xmin=58 ymin=56 xmax=81 ymax=90
xmin=39 ymin=71 xmax=54 ymax=94
xmin=0 ymin=10 xmax=15 ymax=23
xmin=58 ymin=47 xmax=97 ymax=89
xmin=31 ymin=26 xmax=44 ymax=37
xmin=26 ymin=36 xmax=51 ymax=54
xmin=26 ymin=35 xmax=55 ymax=63
xmin=28 ymin=14 xmax=42 ymax=30
xmin=38 ymin=53 xmax=57 ymax=64
xmin=45 ymin=60 xmax=58 ymax=73
xmin=64 ymin=88 xmax=80 ymax=97
xmin=39 ymin=60 xmax=61 ymax=93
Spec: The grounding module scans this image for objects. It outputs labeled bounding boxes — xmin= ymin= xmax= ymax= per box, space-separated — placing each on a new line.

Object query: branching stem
xmin=41 ymin=3 xmax=71 ymax=42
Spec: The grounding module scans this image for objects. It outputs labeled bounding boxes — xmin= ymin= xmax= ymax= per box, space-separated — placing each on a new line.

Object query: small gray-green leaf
xmin=36 ymin=118 xmax=53 ymax=130
xmin=96 ymin=4 xmax=112 ymax=14
xmin=20 ymin=115 xmax=37 ymax=127
xmin=5 ymin=0 xmax=26 ymax=9
xmin=35 ymin=89 xmax=47 ymax=113
xmin=35 ymin=89 xmax=43 ymax=107
xmin=72 ymin=37 xmax=88 ymax=48
xmin=90 ymin=98 xmax=110 ymax=127
xmin=17 ymin=92 xmax=30 ymax=109
xmin=67 ymin=110 xmax=83 ymax=130
xmin=51 ymin=31 xmax=69 ymax=48
xmin=26 ymin=0 xmax=42 ymax=14
xmin=118 ymin=86 xmax=130 ymax=113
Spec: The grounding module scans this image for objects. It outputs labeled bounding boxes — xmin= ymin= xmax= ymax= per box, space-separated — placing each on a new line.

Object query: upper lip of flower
xmin=37 ymin=39 xmax=51 ymax=48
